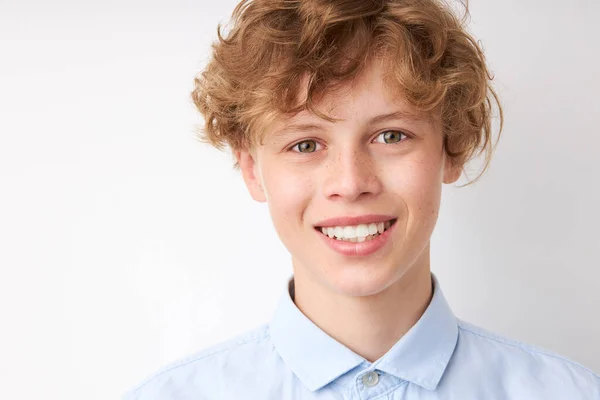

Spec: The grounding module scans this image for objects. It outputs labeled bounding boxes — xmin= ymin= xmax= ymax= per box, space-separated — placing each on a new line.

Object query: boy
xmin=125 ymin=0 xmax=600 ymax=398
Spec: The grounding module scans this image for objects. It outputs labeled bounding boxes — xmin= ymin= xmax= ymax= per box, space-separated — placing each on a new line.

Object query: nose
xmin=321 ymin=146 xmax=383 ymax=202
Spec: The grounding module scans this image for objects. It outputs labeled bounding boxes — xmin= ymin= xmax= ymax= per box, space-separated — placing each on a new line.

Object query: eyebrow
xmin=276 ymin=110 xmax=424 ymax=135
xmin=369 ymin=110 xmax=423 ymax=124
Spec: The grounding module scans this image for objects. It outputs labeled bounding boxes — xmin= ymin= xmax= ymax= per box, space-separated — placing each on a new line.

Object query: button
xmin=361 ymin=371 xmax=379 ymax=387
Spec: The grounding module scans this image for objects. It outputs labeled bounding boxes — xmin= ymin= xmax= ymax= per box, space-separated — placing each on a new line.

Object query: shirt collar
xmin=268 ymin=272 xmax=458 ymax=392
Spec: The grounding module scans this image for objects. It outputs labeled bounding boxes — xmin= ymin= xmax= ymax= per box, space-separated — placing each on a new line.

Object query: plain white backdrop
xmin=1 ymin=0 xmax=599 ymax=399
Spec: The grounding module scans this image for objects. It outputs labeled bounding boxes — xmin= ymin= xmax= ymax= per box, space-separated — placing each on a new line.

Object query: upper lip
xmin=314 ymin=214 xmax=397 ymax=228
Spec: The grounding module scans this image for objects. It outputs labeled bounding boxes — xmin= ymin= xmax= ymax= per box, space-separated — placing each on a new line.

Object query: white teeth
xmin=356 ymin=224 xmax=369 ymax=237
xmin=318 ymin=219 xmax=395 ymax=241
xmin=368 ymin=223 xmax=378 ymax=235
xmin=343 ymin=226 xmax=357 ymax=239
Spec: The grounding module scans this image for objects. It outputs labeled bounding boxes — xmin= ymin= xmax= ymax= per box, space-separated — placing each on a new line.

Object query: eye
xmin=373 ymin=130 xmax=408 ymax=144
xmin=291 ymin=139 xmax=321 ymax=153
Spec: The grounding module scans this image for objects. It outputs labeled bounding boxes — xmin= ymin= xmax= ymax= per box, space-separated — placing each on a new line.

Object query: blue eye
xmin=374 ymin=130 xmax=407 ymax=144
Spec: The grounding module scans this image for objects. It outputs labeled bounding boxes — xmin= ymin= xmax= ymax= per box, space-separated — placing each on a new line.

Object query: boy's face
xmin=236 ymin=60 xmax=461 ymax=298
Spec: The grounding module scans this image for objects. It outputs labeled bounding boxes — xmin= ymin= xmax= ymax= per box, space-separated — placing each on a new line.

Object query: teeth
xmin=318 ymin=219 xmax=394 ymax=241
xmin=368 ymin=223 xmax=378 ymax=235
xmin=343 ymin=226 xmax=357 ymax=239
xmin=356 ymin=224 xmax=369 ymax=237
xmin=321 ymin=227 xmax=334 ymax=238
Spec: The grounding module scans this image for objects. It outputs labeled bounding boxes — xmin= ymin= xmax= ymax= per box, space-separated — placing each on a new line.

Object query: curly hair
xmin=191 ymin=0 xmax=503 ymax=186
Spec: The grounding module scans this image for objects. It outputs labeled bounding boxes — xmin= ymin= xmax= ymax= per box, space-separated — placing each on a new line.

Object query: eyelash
xmin=289 ymin=130 xmax=410 ymax=153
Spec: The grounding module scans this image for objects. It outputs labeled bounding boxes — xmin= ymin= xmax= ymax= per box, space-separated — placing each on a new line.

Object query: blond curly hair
xmin=191 ymin=0 xmax=503 ymax=186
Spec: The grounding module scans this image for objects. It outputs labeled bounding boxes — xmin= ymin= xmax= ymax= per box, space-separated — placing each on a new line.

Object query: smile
xmin=315 ymin=219 xmax=397 ymax=242
xmin=314 ymin=217 xmax=397 ymax=257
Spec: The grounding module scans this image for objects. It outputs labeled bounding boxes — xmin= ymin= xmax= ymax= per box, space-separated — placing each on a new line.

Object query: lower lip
xmin=315 ymin=220 xmax=397 ymax=257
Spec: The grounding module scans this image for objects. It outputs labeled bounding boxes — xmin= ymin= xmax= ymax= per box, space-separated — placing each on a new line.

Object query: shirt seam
xmin=457 ymin=320 xmax=600 ymax=381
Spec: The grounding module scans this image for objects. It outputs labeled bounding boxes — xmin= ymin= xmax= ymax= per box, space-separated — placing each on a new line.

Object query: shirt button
xmin=361 ymin=371 xmax=379 ymax=387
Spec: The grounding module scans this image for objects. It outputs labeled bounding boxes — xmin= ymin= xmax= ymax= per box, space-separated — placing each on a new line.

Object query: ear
xmin=235 ymin=149 xmax=267 ymax=203
xmin=442 ymin=153 xmax=462 ymax=184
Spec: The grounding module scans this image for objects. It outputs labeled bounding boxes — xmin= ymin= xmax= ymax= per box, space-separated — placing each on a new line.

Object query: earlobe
xmin=443 ymin=156 xmax=462 ymax=184
xmin=236 ymin=149 xmax=267 ymax=203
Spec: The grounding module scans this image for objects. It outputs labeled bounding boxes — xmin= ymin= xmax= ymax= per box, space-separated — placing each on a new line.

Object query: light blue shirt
xmin=124 ymin=273 xmax=600 ymax=399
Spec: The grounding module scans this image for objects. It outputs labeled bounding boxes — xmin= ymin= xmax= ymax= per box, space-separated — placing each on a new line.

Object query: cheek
xmin=262 ymin=166 xmax=314 ymax=232
xmin=384 ymin=152 xmax=443 ymax=223
xmin=411 ymin=162 xmax=443 ymax=236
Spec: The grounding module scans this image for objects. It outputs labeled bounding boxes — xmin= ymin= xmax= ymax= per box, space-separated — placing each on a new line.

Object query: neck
xmin=292 ymin=248 xmax=433 ymax=363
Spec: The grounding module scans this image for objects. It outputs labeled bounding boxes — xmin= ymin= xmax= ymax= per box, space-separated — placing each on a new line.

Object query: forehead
xmin=300 ymin=60 xmax=406 ymax=117
xmin=262 ymin=61 xmax=436 ymax=139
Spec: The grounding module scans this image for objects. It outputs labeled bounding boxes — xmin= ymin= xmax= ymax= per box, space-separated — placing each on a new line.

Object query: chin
xmin=321 ymin=260 xmax=403 ymax=298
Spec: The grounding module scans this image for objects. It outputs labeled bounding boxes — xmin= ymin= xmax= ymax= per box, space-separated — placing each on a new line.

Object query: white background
xmin=1 ymin=0 xmax=599 ymax=399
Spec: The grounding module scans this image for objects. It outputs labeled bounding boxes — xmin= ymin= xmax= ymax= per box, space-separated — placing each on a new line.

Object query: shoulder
xmin=453 ymin=318 xmax=600 ymax=397
xmin=123 ymin=323 xmax=272 ymax=400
